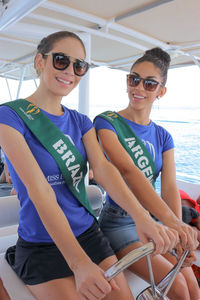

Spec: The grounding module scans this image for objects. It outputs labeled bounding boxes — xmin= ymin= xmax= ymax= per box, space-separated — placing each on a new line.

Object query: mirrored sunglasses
xmin=43 ymin=52 xmax=90 ymax=77
xmin=127 ymin=74 xmax=163 ymax=92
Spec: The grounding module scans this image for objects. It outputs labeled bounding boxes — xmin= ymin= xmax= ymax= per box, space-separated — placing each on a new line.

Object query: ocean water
xmin=151 ymin=106 xmax=200 ymax=185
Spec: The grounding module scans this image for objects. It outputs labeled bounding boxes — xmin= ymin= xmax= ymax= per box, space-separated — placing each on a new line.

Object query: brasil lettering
xmin=124 ymin=137 xmax=153 ymax=183
xmin=53 ymin=138 xmax=82 ymax=192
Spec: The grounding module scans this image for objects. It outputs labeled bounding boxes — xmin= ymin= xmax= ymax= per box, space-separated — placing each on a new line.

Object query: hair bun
xmin=145 ymin=47 xmax=171 ymax=67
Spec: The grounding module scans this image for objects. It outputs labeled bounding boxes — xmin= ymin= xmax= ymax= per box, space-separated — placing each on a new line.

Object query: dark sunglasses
xmin=43 ymin=52 xmax=90 ymax=76
xmin=127 ymin=74 xmax=163 ymax=92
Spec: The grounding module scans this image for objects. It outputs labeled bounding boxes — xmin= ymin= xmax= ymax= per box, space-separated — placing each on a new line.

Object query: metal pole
xmin=5 ymin=77 xmax=12 ymax=101
xmin=146 ymin=254 xmax=156 ymax=298
xmin=16 ymin=66 xmax=26 ymax=99
xmin=78 ymin=33 xmax=91 ymax=116
xmin=33 ymin=78 xmax=38 ymax=89
xmin=162 ymin=250 xmax=189 ymax=297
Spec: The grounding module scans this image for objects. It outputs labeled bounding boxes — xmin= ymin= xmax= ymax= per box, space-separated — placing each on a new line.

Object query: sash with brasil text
xmin=95 ymin=111 xmax=157 ymax=187
xmin=3 ymin=99 xmax=96 ymax=218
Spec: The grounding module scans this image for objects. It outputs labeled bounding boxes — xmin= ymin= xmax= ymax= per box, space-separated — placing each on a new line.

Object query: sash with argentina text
xmin=3 ymin=99 xmax=96 ymax=218
xmin=96 ymin=111 xmax=157 ymax=187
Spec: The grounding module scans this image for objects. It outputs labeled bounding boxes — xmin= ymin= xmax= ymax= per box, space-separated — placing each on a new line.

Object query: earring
xmin=157 ymin=96 xmax=161 ymax=100
xmin=36 ymin=68 xmax=41 ymax=76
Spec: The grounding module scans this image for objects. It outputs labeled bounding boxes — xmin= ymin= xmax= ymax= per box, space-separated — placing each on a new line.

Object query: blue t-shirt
xmin=94 ymin=113 xmax=174 ymax=206
xmin=0 ymin=104 xmax=94 ymax=242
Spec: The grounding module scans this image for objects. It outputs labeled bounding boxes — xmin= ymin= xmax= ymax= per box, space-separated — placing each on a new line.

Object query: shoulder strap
xmin=96 ymin=111 xmax=157 ymax=186
xmin=3 ymin=99 xmax=96 ymax=218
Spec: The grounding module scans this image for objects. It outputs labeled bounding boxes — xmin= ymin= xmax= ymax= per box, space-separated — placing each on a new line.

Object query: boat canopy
xmin=0 ymin=0 xmax=200 ymax=113
xmin=0 ymin=0 xmax=200 ymax=81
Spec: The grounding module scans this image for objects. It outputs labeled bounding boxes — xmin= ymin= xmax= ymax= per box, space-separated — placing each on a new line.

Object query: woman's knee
xmin=183 ymin=271 xmax=200 ymax=300
xmin=167 ymin=272 xmax=190 ymax=300
xmin=187 ymin=281 xmax=200 ymax=300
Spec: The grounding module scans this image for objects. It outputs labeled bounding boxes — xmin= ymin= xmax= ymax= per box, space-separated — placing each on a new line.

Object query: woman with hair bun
xmin=94 ymin=47 xmax=200 ymax=299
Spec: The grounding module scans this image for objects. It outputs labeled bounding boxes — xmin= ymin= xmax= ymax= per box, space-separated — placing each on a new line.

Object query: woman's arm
xmin=161 ymin=149 xmax=182 ymax=219
xmin=95 ymin=128 xmax=198 ymax=250
xmin=0 ymin=125 xmax=87 ymax=267
xmin=97 ymin=129 xmax=178 ymax=221
xmin=0 ymin=124 xmax=114 ymax=298
xmin=83 ymin=128 xmax=179 ymax=254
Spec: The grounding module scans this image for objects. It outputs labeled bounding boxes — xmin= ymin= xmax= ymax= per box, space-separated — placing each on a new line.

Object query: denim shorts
xmin=5 ymin=220 xmax=114 ymax=285
xmin=98 ymin=202 xmax=139 ymax=253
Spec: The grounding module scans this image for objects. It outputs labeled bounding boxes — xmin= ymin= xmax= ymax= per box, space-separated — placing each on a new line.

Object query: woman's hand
xmin=73 ymin=260 xmax=119 ymax=300
xmin=163 ymin=218 xmax=199 ymax=251
xmin=175 ymin=244 xmax=197 ymax=268
xmin=181 ymin=251 xmax=196 ymax=268
xmin=136 ymin=213 xmax=179 ymax=255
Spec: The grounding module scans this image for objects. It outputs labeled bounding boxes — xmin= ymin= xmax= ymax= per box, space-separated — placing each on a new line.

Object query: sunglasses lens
xmin=53 ymin=53 xmax=70 ymax=70
xmin=143 ymin=79 xmax=159 ymax=91
xmin=127 ymin=74 xmax=159 ymax=91
xmin=52 ymin=53 xmax=89 ymax=76
xmin=74 ymin=60 xmax=89 ymax=76
xmin=127 ymin=75 xmax=140 ymax=87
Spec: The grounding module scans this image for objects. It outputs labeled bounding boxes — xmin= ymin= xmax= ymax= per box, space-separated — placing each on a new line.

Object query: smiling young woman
xmin=94 ymin=47 xmax=200 ymax=300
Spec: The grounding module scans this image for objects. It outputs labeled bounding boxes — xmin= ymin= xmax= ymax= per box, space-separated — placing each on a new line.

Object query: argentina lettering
xmin=124 ymin=137 xmax=153 ymax=182
xmin=96 ymin=111 xmax=157 ymax=188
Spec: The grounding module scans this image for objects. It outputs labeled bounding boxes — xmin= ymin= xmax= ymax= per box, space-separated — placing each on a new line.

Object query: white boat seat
xmin=177 ymin=180 xmax=200 ymax=201
xmin=0 ymin=225 xmax=18 ymax=254
xmin=0 ymin=195 xmax=20 ymax=227
xmin=0 ymin=183 xmax=13 ymax=197
xmin=0 ymin=195 xmax=19 ymax=254
xmin=86 ymin=184 xmax=104 ymax=217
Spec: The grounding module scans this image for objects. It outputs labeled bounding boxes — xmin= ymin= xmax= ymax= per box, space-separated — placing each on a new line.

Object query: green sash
xmin=96 ymin=111 xmax=157 ymax=187
xmin=3 ymin=99 xmax=96 ymax=218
